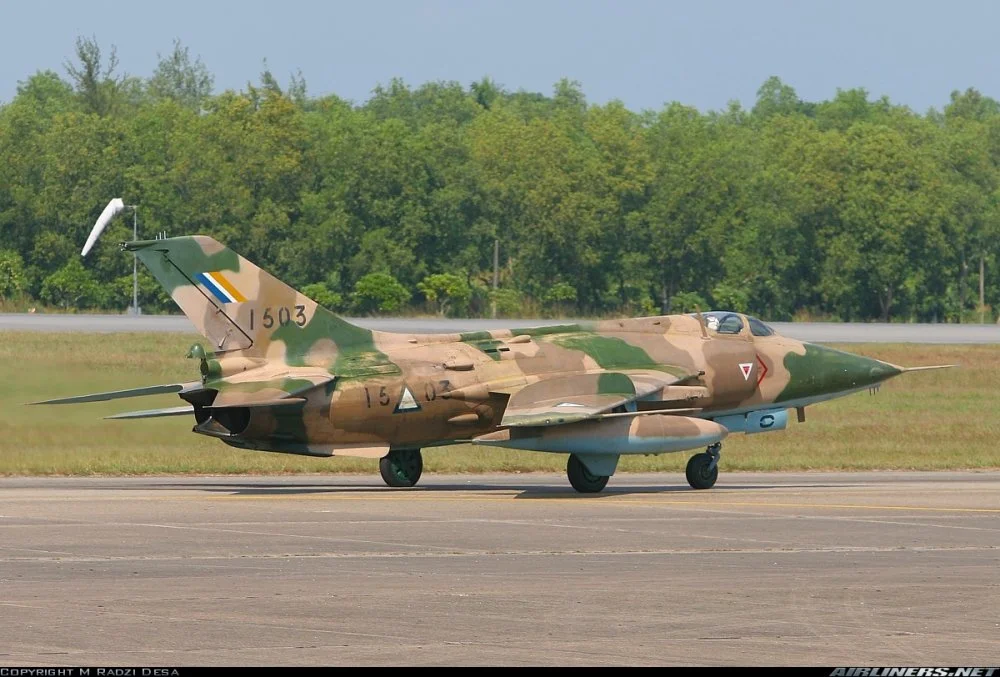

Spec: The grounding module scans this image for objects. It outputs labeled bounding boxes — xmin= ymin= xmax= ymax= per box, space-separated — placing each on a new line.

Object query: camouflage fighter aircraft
xmin=32 ymin=236 xmax=953 ymax=492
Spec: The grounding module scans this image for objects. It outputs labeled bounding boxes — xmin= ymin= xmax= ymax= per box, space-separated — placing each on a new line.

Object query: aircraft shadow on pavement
xmin=141 ymin=480 xmax=852 ymax=498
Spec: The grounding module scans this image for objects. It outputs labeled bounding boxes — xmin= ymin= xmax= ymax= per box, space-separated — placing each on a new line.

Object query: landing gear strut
xmin=567 ymin=454 xmax=610 ymax=493
xmin=380 ymin=448 xmax=423 ymax=487
xmin=685 ymin=442 xmax=721 ymax=490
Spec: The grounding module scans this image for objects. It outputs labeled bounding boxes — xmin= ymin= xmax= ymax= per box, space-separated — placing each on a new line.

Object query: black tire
xmin=685 ymin=452 xmax=718 ymax=490
xmin=566 ymin=454 xmax=610 ymax=493
xmin=379 ymin=449 xmax=423 ymax=488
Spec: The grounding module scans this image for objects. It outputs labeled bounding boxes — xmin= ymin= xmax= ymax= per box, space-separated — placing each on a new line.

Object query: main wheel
xmin=567 ymin=454 xmax=610 ymax=493
xmin=685 ymin=452 xmax=718 ymax=490
xmin=379 ymin=449 xmax=423 ymax=487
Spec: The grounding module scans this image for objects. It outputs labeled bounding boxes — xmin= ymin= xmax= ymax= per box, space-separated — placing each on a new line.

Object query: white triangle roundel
xmin=738 ymin=362 xmax=754 ymax=381
xmin=395 ymin=385 xmax=421 ymax=413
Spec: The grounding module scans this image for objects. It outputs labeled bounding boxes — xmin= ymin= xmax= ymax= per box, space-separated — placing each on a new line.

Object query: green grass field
xmin=1 ymin=331 xmax=997 ymax=475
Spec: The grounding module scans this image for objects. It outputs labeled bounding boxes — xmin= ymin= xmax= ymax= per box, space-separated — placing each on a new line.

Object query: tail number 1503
xmin=249 ymin=305 xmax=307 ymax=329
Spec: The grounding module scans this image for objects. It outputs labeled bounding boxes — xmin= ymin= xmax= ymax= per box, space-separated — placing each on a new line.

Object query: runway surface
xmin=0 ymin=472 xmax=996 ymax=666
xmin=3 ymin=312 xmax=1000 ymax=342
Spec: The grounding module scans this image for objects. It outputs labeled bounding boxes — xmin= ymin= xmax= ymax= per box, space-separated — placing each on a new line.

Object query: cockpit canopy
xmin=690 ymin=311 xmax=777 ymax=337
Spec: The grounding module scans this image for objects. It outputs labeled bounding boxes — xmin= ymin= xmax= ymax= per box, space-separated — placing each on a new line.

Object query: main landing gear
xmin=380 ymin=448 xmax=423 ymax=487
xmin=567 ymin=454 xmax=610 ymax=493
xmin=685 ymin=442 xmax=721 ymax=490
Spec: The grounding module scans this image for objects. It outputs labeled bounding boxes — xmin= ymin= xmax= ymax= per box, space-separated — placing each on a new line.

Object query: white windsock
xmin=81 ymin=198 xmax=125 ymax=257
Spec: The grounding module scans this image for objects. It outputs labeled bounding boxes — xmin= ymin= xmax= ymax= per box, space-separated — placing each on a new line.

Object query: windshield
xmin=688 ymin=311 xmax=777 ymax=337
xmin=694 ymin=311 xmax=743 ymax=335
xmin=747 ymin=316 xmax=775 ymax=337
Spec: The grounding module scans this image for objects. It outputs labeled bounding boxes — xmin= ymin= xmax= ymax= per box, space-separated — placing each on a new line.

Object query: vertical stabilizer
xmin=126 ymin=236 xmax=370 ymax=361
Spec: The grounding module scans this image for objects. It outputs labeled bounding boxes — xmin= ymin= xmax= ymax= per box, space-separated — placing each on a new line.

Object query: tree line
xmin=2 ymin=37 xmax=999 ymax=322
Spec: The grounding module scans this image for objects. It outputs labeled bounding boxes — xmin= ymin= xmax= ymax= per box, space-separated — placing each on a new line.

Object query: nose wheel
xmin=380 ymin=448 xmax=423 ymax=487
xmin=685 ymin=443 xmax=721 ymax=490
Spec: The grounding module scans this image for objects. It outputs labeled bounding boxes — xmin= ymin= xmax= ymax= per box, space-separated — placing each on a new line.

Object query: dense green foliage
xmin=3 ymin=38 xmax=1000 ymax=321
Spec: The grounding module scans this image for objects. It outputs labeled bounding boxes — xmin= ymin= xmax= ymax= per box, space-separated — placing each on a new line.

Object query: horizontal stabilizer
xmin=30 ymin=382 xmax=200 ymax=405
xmin=105 ymin=405 xmax=194 ymax=420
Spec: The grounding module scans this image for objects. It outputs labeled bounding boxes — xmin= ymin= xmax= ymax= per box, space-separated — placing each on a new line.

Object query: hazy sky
xmin=2 ymin=0 xmax=998 ymax=112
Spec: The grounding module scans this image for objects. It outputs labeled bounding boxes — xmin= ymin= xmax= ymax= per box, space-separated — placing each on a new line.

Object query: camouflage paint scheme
xmin=33 ymin=236 xmax=948 ymax=490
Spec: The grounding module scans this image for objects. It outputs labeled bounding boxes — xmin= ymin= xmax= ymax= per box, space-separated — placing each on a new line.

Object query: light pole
xmin=82 ymin=198 xmax=141 ymax=315
xmin=127 ymin=204 xmax=138 ymax=315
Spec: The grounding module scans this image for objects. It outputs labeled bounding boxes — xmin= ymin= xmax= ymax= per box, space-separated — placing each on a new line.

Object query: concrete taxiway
xmin=0 ymin=472 xmax=996 ymax=666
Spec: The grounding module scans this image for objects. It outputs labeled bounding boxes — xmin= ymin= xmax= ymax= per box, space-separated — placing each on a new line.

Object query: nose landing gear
xmin=685 ymin=442 xmax=721 ymax=490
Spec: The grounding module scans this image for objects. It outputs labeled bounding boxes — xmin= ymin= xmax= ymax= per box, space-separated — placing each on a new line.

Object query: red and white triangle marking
xmin=739 ymin=362 xmax=754 ymax=381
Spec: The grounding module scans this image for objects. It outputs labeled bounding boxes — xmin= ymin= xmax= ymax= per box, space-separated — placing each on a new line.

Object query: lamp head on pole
xmin=81 ymin=198 xmax=127 ymax=257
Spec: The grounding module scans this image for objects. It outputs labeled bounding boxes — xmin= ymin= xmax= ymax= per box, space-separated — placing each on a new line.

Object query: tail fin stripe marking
xmin=194 ymin=272 xmax=230 ymax=303
xmin=195 ymin=271 xmax=246 ymax=304
xmin=209 ymin=271 xmax=248 ymax=303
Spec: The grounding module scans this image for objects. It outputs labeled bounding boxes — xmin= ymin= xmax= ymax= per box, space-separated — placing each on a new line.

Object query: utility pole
xmin=980 ymin=251 xmax=985 ymax=324
xmin=130 ymin=206 xmax=139 ymax=315
xmin=491 ymin=238 xmax=499 ymax=319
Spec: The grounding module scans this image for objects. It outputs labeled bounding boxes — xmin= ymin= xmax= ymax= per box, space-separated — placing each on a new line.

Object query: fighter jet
xmin=32 ymin=236 xmax=952 ymax=492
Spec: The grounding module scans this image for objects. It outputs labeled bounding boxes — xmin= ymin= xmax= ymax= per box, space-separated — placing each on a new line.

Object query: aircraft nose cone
xmin=815 ymin=345 xmax=901 ymax=389
xmin=778 ymin=343 xmax=903 ymax=403
xmin=868 ymin=360 xmax=902 ymax=383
